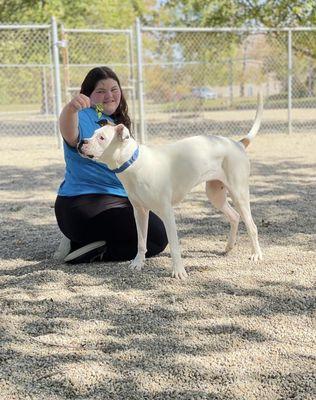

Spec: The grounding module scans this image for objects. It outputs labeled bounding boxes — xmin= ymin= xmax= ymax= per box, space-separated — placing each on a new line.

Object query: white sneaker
xmin=53 ymin=234 xmax=71 ymax=260
xmin=64 ymin=241 xmax=106 ymax=263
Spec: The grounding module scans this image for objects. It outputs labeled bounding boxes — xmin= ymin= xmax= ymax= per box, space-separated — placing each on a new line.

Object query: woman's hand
xmin=67 ymin=94 xmax=91 ymax=112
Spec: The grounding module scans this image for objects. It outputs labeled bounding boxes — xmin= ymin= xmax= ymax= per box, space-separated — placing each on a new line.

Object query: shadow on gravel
xmin=0 ymin=273 xmax=258 ymax=398
xmin=195 ymin=279 xmax=315 ymax=318
xmin=0 ymin=164 xmax=64 ymax=193
xmin=1 ymin=259 xmax=314 ymax=398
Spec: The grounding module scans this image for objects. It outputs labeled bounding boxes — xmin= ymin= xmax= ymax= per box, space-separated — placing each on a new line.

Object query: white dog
xmin=77 ymin=95 xmax=263 ymax=279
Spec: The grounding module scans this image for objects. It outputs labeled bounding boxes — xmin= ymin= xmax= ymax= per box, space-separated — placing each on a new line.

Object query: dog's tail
xmin=240 ymin=91 xmax=263 ymax=148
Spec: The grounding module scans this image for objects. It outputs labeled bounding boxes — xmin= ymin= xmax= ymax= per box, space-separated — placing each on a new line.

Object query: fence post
xmin=287 ymin=29 xmax=292 ymax=134
xmin=228 ymin=58 xmax=234 ymax=107
xmin=41 ymin=66 xmax=49 ymax=114
xmin=135 ymin=18 xmax=146 ymax=144
xmin=51 ymin=16 xmax=62 ymax=148
xmin=61 ymin=24 xmax=71 ymax=104
xmin=128 ymin=29 xmax=137 ymax=138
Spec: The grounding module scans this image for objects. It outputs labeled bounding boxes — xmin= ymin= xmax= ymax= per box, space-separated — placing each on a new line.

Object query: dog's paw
xmin=129 ymin=257 xmax=145 ymax=272
xmin=172 ymin=267 xmax=188 ymax=280
xmin=250 ymin=251 xmax=263 ymax=262
xmin=224 ymin=244 xmax=234 ymax=254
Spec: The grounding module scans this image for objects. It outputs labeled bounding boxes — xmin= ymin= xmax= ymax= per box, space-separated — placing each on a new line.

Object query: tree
xmin=160 ymin=0 xmax=316 ymax=98
xmin=0 ymin=0 xmax=151 ymax=28
xmin=161 ymin=0 xmax=316 ymax=28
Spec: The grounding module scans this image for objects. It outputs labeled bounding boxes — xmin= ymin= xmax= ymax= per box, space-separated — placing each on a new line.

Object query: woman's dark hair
xmin=80 ymin=66 xmax=131 ymax=132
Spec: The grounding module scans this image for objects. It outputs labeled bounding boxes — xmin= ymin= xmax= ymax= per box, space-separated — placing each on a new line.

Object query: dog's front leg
xmin=129 ymin=206 xmax=149 ymax=272
xmin=160 ymin=207 xmax=188 ymax=280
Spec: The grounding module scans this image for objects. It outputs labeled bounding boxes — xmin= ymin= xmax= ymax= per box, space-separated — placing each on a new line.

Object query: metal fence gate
xmin=0 ymin=20 xmax=137 ymax=145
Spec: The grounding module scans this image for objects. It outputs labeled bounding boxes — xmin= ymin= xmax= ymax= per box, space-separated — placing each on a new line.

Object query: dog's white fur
xmin=69 ymin=94 xmax=264 ymax=278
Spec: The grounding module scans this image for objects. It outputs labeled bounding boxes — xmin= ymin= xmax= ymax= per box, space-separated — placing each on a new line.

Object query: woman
xmin=55 ymin=66 xmax=168 ymax=263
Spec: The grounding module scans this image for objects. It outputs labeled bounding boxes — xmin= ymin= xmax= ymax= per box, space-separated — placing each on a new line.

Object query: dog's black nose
xmin=77 ymin=140 xmax=85 ymax=154
xmin=77 ymin=139 xmax=94 ymax=159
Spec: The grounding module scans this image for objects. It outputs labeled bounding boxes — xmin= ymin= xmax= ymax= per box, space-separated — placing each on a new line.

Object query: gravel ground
xmin=0 ymin=132 xmax=315 ymax=400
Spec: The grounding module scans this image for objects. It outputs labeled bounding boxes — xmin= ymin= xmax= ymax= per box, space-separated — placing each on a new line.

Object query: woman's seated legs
xmin=91 ymin=207 xmax=168 ymax=261
xmin=55 ymin=194 xmax=168 ymax=262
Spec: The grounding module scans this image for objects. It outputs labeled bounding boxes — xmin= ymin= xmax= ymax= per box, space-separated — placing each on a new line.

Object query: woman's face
xmin=90 ymin=78 xmax=122 ymax=116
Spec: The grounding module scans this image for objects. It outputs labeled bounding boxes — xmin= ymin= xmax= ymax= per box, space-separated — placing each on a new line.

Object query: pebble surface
xmin=0 ymin=133 xmax=315 ymax=399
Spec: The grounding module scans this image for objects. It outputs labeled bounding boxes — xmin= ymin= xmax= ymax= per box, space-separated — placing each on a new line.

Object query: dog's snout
xmin=77 ymin=139 xmax=95 ymax=159
xmin=77 ymin=139 xmax=87 ymax=154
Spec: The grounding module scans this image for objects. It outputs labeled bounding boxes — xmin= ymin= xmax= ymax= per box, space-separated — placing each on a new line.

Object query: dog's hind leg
xmin=229 ymin=186 xmax=262 ymax=261
xmin=206 ymin=180 xmax=240 ymax=253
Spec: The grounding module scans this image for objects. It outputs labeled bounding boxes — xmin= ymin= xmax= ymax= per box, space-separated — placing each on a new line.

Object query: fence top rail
xmin=1 ymin=23 xmax=315 ymax=33
xmin=0 ymin=64 xmax=52 ymax=67
xmin=64 ymin=63 xmax=133 ymax=67
xmin=63 ymin=28 xmax=132 ymax=34
xmin=141 ymin=26 xmax=316 ymax=33
xmin=0 ymin=24 xmax=50 ymax=29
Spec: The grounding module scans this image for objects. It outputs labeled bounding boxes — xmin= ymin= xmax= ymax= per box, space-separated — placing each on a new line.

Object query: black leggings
xmin=55 ymin=194 xmax=168 ymax=261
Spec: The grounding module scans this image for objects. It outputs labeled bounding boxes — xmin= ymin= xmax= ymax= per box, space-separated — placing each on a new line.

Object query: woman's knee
xmin=146 ymin=213 xmax=168 ymax=257
xmin=146 ymin=234 xmax=168 ymax=257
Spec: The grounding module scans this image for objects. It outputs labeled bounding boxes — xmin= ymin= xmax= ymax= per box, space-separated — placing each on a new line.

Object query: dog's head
xmin=78 ymin=123 xmax=130 ymax=161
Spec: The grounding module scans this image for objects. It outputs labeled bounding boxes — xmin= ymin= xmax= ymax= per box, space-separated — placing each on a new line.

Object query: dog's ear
xmin=115 ymin=124 xmax=130 ymax=141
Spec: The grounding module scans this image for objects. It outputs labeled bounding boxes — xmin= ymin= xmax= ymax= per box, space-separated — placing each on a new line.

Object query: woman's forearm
xmin=59 ymin=95 xmax=90 ymax=147
xmin=59 ymin=104 xmax=79 ymax=147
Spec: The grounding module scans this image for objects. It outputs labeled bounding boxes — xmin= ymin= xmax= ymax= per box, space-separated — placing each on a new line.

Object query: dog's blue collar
xmin=110 ymin=146 xmax=139 ymax=174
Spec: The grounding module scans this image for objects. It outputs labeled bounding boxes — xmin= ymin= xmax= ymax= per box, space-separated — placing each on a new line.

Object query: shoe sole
xmin=64 ymin=241 xmax=106 ymax=262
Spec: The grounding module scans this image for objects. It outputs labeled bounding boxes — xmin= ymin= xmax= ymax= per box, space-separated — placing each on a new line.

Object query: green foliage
xmin=162 ymin=0 xmax=316 ymax=28
xmin=0 ymin=0 xmax=148 ymax=28
xmin=1 ymin=0 xmax=315 ymax=28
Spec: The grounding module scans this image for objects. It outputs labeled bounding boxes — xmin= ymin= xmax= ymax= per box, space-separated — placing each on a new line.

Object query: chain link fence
xmin=139 ymin=27 xmax=316 ymax=143
xmin=0 ymin=24 xmax=57 ymax=137
xmin=0 ymin=22 xmax=315 ymax=144
xmin=60 ymin=27 xmax=137 ymax=129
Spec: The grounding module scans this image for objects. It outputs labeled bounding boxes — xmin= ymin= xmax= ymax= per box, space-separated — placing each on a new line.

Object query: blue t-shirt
xmin=58 ymin=107 xmax=127 ymax=197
